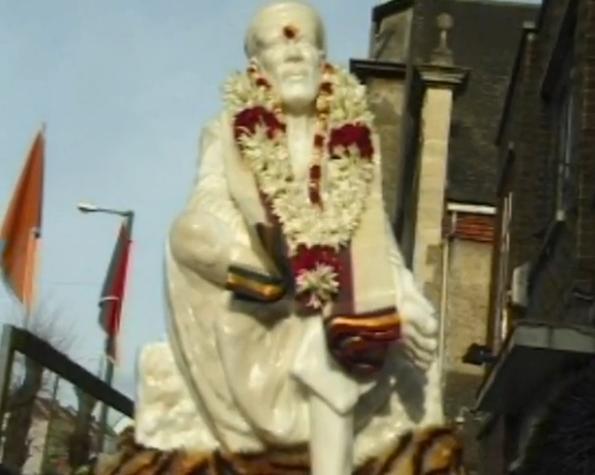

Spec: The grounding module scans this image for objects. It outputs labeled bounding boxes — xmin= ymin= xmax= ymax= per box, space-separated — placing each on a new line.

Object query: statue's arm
xmin=368 ymin=128 xmax=437 ymax=368
xmin=169 ymin=119 xmax=284 ymax=301
xmin=386 ymin=221 xmax=438 ymax=368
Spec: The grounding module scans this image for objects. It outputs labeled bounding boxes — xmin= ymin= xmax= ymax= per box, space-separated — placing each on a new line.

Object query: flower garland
xmin=224 ymin=63 xmax=376 ymax=309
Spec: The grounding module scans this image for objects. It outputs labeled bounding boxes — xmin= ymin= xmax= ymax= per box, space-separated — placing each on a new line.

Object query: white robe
xmin=135 ymin=115 xmax=443 ymax=464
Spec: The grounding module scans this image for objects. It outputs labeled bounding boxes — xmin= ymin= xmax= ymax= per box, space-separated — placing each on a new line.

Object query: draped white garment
xmin=137 ymin=114 xmax=443 ymax=464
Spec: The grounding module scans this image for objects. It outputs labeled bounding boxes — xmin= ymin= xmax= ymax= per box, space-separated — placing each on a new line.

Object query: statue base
xmin=95 ymin=425 xmax=463 ymax=475
xmin=103 ymin=343 xmax=464 ymax=474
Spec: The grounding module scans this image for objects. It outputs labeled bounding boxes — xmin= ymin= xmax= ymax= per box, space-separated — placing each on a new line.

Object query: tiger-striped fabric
xmin=92 ymin=425 xmax=464 ymax=475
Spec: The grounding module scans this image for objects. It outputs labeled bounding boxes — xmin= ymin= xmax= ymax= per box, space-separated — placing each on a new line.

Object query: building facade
xmin=474 ymin=0 xmax=595 ymax=473
xmin=355 ymin=1 xmax=537 ymax=472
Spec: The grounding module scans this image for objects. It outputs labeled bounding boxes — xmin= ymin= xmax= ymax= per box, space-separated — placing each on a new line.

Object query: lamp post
xmin=77 ymin=201 xmax=134 ymax=451
xmin=77 ymin=201 xmax=133 ymax=218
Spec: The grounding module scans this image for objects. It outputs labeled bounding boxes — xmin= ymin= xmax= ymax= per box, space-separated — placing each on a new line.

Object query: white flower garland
xmin=224 ymin=65 xmax=377 ymax=257
xmin=295 ymin=264 xmax=339 ymax=309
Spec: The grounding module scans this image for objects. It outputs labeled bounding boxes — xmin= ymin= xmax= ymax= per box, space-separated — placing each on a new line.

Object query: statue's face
xmin=252 ymin=10 xmax=324 ymax=112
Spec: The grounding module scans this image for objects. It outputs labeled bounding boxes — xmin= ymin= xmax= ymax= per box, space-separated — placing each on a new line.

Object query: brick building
xmin=353 ymin=1 xmax=537 ymax=472
xmin=473 ymin=0 xmax=595 ymax=473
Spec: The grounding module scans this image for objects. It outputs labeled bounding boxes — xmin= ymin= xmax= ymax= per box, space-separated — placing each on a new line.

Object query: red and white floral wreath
xmin=224 ymin=62 xmax=377 ymax=309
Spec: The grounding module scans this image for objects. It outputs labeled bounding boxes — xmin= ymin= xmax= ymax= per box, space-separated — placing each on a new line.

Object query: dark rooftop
xmin=411 ymin=0 xmax=539 ymax=205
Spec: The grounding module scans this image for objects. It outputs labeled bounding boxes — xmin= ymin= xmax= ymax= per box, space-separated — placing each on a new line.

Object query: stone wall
xmin=444 ymin=239 xmax=492 ymax=473
xmin=575 ymin=0 xmax=595 ymax=293
xmin=479 ymin=0 xmax=595 ymax=471
xmin=444 ymin=239 xmax=490 ymax=378
xmin=493 ymin=0 xmax=595 ymax=328
xmin=366 ymin=77 xmax=407 ymax=221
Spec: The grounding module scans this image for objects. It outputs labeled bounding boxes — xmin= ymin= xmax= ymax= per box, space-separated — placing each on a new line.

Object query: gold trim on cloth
xmin=326 ymin=311 xmax=401 ymax=341
xmin=329 ymin=313 xmax=400 ymax=331
xmin=226 ymin=268 xmax=284 ymax=302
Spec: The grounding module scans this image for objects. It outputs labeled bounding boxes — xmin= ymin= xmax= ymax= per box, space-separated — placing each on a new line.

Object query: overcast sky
xmin=0 ymin=0 xmax=540 ymax=402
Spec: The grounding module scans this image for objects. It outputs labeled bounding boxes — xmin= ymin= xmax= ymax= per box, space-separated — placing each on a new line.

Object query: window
xmin=553 ymin=68 xmax=576 ymax=218
xmin=541 ymin=0 xmax=577 ymax=220
xmin=493 ymin=192 xmax=513 ymax=350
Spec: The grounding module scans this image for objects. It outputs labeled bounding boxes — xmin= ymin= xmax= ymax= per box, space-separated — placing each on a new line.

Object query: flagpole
xmin=77 ymin=204 xmax=134 ymax=451
xmin=97 ymin=353 xmax=114 ymax=451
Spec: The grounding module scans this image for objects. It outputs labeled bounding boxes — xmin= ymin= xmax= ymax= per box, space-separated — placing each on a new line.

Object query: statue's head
xmin=245 ymin=1 xmax=326 ymax=113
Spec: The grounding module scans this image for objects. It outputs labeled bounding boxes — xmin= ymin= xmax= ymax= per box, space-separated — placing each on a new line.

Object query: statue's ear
xmin=318 ymin=49 xmax=326 ymax=65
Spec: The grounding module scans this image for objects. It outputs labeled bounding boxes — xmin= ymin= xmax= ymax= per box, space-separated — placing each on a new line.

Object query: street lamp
xmin=77 ymin=201 xmax=133 ymax=218
xmin=77 ymin=201 xmax=134 ymax=451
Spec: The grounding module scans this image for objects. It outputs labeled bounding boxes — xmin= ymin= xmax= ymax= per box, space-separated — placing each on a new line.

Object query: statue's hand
xmin=400 ymin=308 xmax=438 ymax=370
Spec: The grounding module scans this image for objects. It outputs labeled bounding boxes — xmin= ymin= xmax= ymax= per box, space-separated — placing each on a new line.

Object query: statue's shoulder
xmin=200 ymin=112 xmax=225 ymax=137
xmin=199 ymin=112 xmax=233 ymax=147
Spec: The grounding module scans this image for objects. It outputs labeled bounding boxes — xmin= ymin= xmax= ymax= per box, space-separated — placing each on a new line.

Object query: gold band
xmin=328 ymin=313 xmax=400 ymax=330
xmin=226 ymin=272 xmax=284 ymax=302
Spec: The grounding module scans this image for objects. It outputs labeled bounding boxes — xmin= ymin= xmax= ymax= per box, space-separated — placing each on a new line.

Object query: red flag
xmin=0 ymin=131 xmax=45 ymax=312
xmin=98 ymin=214 xmax=133 ymax=360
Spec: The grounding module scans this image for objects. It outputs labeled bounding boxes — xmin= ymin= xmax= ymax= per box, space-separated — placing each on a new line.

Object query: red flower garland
xmin=234 ymin=106 xmax=285 ymax=140
xmin=230 ymin=63 xmax=375 ymax=309
xmin=328 ymin=124 xmax=374 ymax=159
xmin=291 ymin=244 xmax=341 ymax=307
xmin=291 ymin=245 xmax=341 ymax=276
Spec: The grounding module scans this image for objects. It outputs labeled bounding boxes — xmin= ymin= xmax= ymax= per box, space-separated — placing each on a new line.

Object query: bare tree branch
xmin=1 ymin=299 xmax=79 ymax=472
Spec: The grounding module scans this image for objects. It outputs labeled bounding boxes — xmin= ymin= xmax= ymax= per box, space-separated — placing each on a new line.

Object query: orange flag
xmin=0 ymin=131 xmax=45 ymax=312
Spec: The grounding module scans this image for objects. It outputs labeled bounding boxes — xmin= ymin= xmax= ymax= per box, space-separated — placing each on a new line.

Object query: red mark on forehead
xmin=283 ymin=25 xmax=299 ymax=40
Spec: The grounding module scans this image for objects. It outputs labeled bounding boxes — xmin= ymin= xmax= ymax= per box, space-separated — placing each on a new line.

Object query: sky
xmin=0 ymin=0 xmax=385 ymax=399
xmin=0 ymin=0 xmax=540 ymax=402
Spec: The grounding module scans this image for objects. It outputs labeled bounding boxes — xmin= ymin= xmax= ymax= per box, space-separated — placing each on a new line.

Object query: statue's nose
xmin=284 ymin=43 xmax=305 ymax=61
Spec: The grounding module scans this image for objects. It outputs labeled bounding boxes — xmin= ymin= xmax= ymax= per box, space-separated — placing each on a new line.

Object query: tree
xmin=68 ymin=388 xmax=98 ymax=470
xmin=0 ymin=303 xmax=75 ymax=473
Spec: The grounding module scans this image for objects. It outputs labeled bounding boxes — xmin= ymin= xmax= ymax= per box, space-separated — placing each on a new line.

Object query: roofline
xmin=540 ymin=0 xmax=578 ymax=100
xmin=445 ymin=194 xmax=498 ymax=208
xmin=447 ymin=202 xmax=497 ymax=215
xmin=535 ymin=0 xmax=551 ymax=29
xmin=372 ymin=0 xmax=538 ymax=31
xmin=475 ymin=320 xmax=595 ymax=413
xmin=350 ymin=58 xmax=407 ymax=82
xmin=495 ymin=22 xmax=538 ymax=145
xmin=448 ymin=0 xmax=540 ymax=6
xmin=372 ymin=0 xmax=414 ymax=33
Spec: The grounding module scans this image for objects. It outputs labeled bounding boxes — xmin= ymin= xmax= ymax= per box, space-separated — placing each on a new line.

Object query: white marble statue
xmin=135 ymin=2 xmax=443 ymax=474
